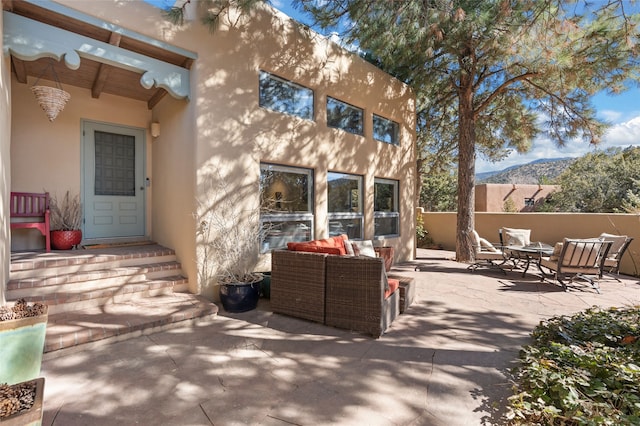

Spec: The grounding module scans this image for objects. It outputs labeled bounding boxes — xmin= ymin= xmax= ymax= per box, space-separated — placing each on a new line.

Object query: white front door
xmin=82 ymin=121 xmax=145 ymax=240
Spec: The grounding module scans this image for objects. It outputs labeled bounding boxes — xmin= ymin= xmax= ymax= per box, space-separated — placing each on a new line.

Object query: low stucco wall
xmin=421 ymin=211 xmax=640 ymax=276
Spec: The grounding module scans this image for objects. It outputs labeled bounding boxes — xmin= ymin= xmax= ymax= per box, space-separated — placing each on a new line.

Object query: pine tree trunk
xmin=416 ymin=156 xmax=424 ymax=205
xmin=456 ymin=74 xmax=476 ymax=263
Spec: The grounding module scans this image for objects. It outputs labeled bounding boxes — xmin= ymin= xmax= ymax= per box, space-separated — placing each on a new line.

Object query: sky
xmin=146 ymin=0 xmax=640 ymax=173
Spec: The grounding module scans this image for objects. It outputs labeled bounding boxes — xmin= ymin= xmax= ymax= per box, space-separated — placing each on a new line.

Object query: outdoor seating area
xmin=34 ymin=247 xmax=640 ymax=425
xmin=467 ymin=227 xmax=634 ymax=294
xmin=270 ymin=235 xmax=414 ymax=337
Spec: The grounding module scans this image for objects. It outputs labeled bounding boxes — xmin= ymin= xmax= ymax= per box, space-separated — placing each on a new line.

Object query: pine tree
xmin=295 ymin=0 xmax=640 ymax=261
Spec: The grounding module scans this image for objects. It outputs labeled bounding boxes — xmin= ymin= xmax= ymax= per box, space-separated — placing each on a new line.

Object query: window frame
xmin=258 ymin=70 xmax=314 ymax=121
xmin=374 ymin=178 xmax=400 ymax=238
xmin=326 ymin=96 xmax=364 ymax=136
xmin=260 ymin=163 xmax=315 ymax=252
xmin=327 ymin=171 xmax=364 ymax=240
xmin=373 ymin=114 xmax=399 ymax=145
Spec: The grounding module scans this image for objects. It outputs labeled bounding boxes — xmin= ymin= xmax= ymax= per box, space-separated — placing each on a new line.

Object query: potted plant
xmin=0 ymin=299 xmax=48 ymax=385
xmin=0 ymin=299 xmax=48 ymax=425
xmin=196 ymin=175 xmax=269 ymax=313
xmin=49 ymin=190 xmax=82 ymax=250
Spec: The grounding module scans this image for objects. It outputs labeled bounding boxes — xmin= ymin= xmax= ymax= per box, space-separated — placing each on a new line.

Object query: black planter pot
xmin=219 ymin=281 xmax=261 ymax=313
xmin=259 ymin=272 xmax=271 ymax=299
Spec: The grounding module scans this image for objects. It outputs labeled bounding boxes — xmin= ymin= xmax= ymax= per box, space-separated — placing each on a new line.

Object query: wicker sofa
xmin=271 ymin=241 xmax=400 ymax=338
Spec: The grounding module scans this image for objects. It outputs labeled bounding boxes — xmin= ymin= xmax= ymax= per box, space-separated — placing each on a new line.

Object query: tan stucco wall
xmin=149 ymin=97 xmax=198 ymax=295
xmin=475 ymin=184 xmax=558 ymax=212
xmin=187 ymin=5 xmax=415 ymax=298
xmin=8 ymin=1 xmax=416 ymax=301
xmin=1 ymin=11 xmax=10 ymax=304
xmin=10 ymin=76 xmax=152 ymax=250
xmin=421 ymin=210 xmax=640 ymax=276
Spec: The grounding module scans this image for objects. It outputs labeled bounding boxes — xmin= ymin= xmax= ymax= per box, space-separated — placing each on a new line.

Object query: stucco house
xmin=475 ymin=184 xmax=558 ymax=212
xmin=1 ymin=0 xmax=416 ymax=305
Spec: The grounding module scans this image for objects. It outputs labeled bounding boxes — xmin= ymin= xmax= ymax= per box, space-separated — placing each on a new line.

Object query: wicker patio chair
xmin=271 ymin=250 xmax=328 ymax=324
xmin=539 ymin=238 xmax=613 ymax=293
xmin=325 ymin=255 xmax=399 ymax=338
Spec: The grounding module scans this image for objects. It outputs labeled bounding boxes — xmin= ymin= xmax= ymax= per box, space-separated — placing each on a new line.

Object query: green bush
xmin=507 ymin=306 xmax=640 ymax=425
xmin=416 ymin=214 xmax=434 ymax=248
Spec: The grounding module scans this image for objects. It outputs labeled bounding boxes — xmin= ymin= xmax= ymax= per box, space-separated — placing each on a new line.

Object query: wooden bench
xmin=10 ymin=192 xmax=51 ymax=252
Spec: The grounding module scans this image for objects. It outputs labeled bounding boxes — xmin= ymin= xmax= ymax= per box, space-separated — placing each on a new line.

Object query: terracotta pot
xmin=51 ymin=230 xmax=82 ymax=250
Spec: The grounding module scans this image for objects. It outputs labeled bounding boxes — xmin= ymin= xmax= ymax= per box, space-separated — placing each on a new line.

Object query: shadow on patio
xmin=40 ymin=248 xmax=640 ymax=426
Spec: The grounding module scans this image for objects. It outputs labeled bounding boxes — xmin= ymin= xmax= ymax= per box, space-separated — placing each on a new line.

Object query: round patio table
xmin=505 ymin=243 xmax=554 ymax=277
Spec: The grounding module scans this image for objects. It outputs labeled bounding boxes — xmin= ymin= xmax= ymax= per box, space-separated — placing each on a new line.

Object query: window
xmin=374 ymin=178 xmax=399 ymax=237
xmin=260 ymin=163 xmax=314 ymax=252
xmin=259 ymin=71 xmax=314 ymax=120
xmin=373 ymin=114 xmax=399 ymax=145
xmin=94 ymin=131 xmax=136 ymax=196
xmin=327 ymin=172 xmax=363 ymax=239
xmin=326 ymin=97 xmax=363 ymax=135
xmin=524 ymin=197 xmax=535 ymax=207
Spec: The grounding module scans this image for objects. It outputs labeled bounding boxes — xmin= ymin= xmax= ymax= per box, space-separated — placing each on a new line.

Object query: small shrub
xmin=507 ymin=306 xmax=640 ymax=425
xmin=503 ymin=197 xmax=518 ymax=212
xmin=416 ymin=214 xmax=434 ymax=248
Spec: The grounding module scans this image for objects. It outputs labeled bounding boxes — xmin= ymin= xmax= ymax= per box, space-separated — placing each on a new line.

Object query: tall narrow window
xmin=259 ymin=71 xmax=314 ymax=120
xmin=260 ymin=163 xmax=314 ymax=252
xmin=373 ymin=114 xmax=399 ymax=145
xmin=326 ymin=97 xmax=363 ymax=135
xmin=374 ymin=178 xmax=399 ymax=237
xmin=327 ymin=172 xmax=363 ymax=239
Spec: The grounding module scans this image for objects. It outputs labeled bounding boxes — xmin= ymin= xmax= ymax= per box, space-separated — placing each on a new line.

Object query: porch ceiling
xmin=2 ymin=0 xmax=195 ymax=109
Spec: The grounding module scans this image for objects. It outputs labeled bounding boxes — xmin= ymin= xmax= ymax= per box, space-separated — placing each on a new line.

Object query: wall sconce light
xmin=150 ymin=122 xmax=160 ymax=138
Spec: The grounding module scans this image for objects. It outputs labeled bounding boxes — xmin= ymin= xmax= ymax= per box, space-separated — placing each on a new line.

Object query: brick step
xmin=10 ymin=250 xmax=178 ymax=281
xmin=44 ymin=292 xmax=219 ymax=357
xmin=7 ymin=261 xmax=183 ymax=295
xmin=8 ymin=275 xmax=189 ymax=315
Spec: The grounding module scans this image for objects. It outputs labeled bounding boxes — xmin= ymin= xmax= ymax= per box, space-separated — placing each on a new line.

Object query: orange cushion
xmin=385 ymin=278 xmax=400 ymax=299
xmin=289 ymin=244 xmax=341 ymax=255
xmin=287 ymin=237 xmax=347 ymax=255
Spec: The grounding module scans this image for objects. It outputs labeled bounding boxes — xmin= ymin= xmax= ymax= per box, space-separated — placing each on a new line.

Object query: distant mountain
xmin=476 ymin=157 xmax=576 ymax=184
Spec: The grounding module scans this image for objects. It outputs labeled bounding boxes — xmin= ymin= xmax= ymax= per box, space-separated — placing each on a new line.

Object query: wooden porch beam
xmin=91 ymin=32 xmax=121 ymax=99
xmin=4 ymin=12 xmax=192 ymax=100
xmin=147 ymin=89 xmax=167 ymax=110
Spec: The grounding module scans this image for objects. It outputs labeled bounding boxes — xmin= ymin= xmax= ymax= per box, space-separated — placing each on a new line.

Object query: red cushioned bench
xmin=10 ymin=192 xmax=51 ymax=252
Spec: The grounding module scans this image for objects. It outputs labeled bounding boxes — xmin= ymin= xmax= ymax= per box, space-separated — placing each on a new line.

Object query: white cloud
xmin=599 ymin=109 xmax=623 ymax=123
xmin=602 ymin=116 xmax=640 ymax=147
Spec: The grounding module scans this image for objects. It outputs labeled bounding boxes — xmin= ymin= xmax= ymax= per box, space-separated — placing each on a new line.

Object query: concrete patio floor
xmin=40 ymin=248 xmax=640 ymax=425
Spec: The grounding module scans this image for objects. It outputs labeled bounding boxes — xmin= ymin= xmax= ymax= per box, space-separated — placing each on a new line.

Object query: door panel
xmin=83 ymin=121 xmax=145 ymax=239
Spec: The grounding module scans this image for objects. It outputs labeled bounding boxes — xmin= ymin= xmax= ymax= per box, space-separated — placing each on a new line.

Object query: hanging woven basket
xmin=31 ymin=86 xmax=71 ymax=122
